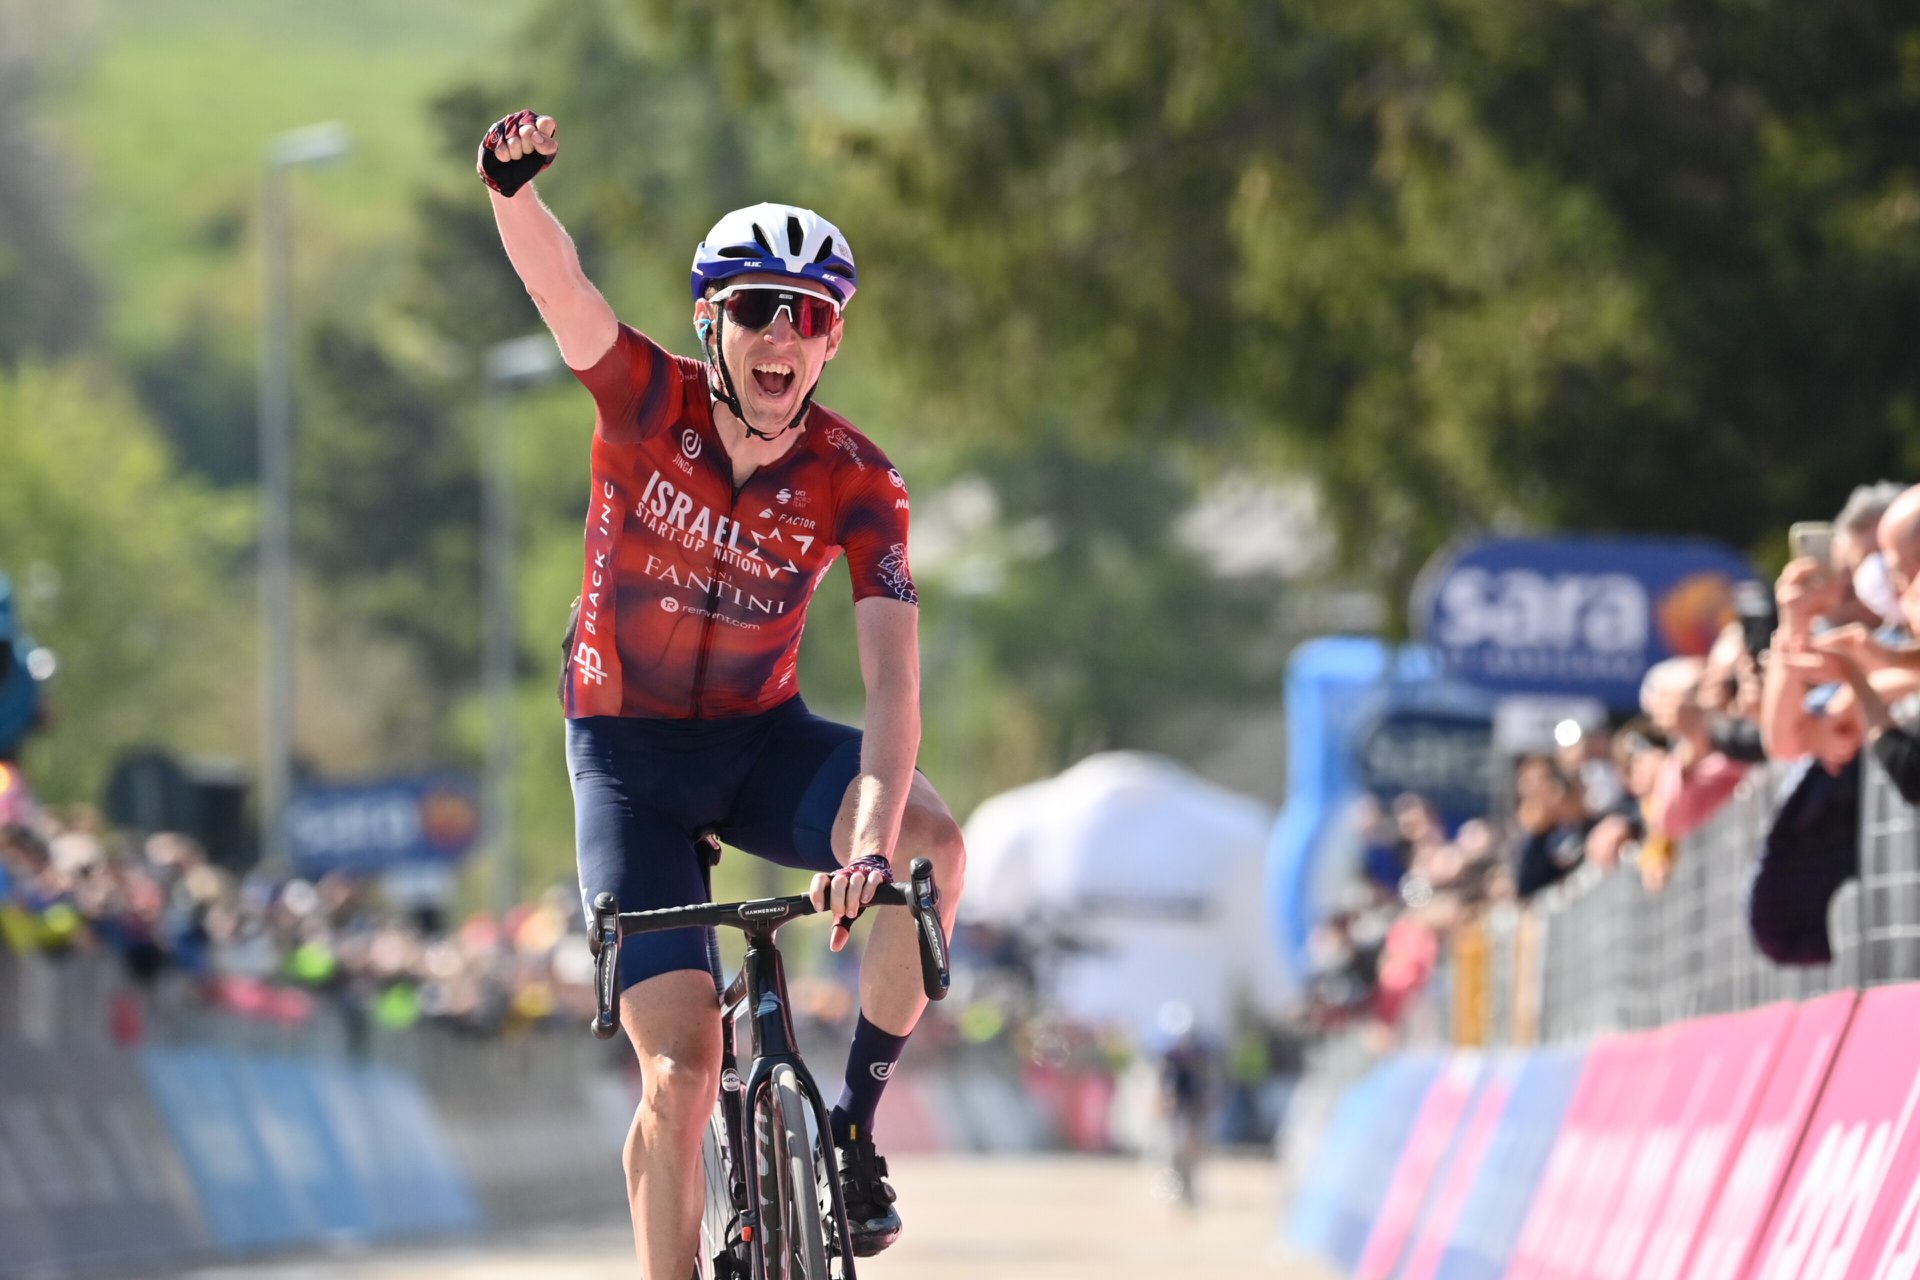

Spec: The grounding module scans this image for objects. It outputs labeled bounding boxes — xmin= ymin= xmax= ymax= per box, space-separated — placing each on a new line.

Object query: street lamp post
xmin=258 ymin=122 xmax=349 ymax=873
xmin=483 ymin=335 xmax=563 ymax=917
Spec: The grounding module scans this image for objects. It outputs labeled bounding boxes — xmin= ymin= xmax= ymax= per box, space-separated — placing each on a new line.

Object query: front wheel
xmin=756 ymin=1065 xmax=831 ymax=1280
xmin=694 ymin=1106 xmax=735 ymax=1279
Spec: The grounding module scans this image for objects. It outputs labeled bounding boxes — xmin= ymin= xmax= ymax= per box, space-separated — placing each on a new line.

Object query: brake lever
xmin=590 ymin=891 xmax=621 ymax=1040
xmin=907 ymin=858 xmax=951 ymax=1001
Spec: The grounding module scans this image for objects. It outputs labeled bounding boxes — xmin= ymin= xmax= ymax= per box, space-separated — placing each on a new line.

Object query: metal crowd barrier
xmin=0 ymin=944 xmax=634 ymax=1235
xmin=1469 ymin=753 xmax=1920 ymax=1047
xmin=1858 ymin=753 xmax=1920 ymax=983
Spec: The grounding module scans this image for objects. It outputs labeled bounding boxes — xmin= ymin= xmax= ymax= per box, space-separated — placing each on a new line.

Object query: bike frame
xmin=721 ymin=918 xmax=860 ymax=1276
xmin=589 ymin=848 xmax=948 ymax=1280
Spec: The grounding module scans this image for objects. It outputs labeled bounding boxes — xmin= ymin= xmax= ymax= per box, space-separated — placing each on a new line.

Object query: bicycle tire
xmin=694 ymin=1106 xmax=733 ymax=1280
xmin=756 ymin=1065 xmax=831 ymax=1280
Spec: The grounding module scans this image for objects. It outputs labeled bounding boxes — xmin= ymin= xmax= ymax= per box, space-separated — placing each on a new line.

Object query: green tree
xmin=0 ymin=364 xmax=252 ymax=802
xmin=0 ymin=4 xmax=98 ymax=363
xmin=296 ymin=320 xmax=483 ymax=690
xmin=645 ymin=0 xmax=1920 ymax=610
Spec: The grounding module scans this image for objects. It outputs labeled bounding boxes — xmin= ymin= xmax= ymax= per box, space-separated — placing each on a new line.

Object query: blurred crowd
xmin=0 ymin=810 xmax=600 ymax=1047
xmin=1306 ymin=480 xmax=1920 ymax=1030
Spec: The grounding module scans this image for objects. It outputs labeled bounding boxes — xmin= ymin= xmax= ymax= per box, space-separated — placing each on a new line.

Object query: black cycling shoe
xmin=834 ymin=1132 xmax=902 ymax=1257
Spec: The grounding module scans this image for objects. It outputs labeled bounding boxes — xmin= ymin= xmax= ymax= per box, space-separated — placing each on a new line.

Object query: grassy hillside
xmin=54 ymin=0 xmax=521 ymax=351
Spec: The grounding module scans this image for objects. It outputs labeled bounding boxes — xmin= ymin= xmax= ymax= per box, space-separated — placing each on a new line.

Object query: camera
xmin=1735 ymin=578 xmax=1777 ymax=658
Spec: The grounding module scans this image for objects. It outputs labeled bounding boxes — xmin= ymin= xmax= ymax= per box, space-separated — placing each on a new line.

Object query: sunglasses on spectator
xmin=710 ymin=283 xmax=841 ymax=337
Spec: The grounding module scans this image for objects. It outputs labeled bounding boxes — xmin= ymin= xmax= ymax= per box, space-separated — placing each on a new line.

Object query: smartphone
xmin=1789 ymin=521 xmax=1835 ymax=565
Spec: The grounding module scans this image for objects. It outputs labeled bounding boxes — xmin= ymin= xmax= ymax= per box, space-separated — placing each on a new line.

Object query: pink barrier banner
xmin=1398 ymin=1057 xmax=1521 ymax=1280
xmin=1683 ymin=990 xmax=1855 ymax=1280
xmin=1355 ymin=1054 xmax=1483 ymax=1280
xmin=1626 ymin=1002 xmax=1798 ymax=1280
xmin=1510 ymin=1027 xmax=1678 ymax=1280
xmin=1587 ymin=1019 xmax=1723 ymax=1280
xmin=1750 ymin=985 xmax=1920 ymax=1279
xmin=1859 ymin=1090 xmax=1920 ymax=1280
xmin=1504 ymin=1037 xmax=1624 ymax=1278
xmin=1506 ymin=1030 xmax=1669 ymax=1280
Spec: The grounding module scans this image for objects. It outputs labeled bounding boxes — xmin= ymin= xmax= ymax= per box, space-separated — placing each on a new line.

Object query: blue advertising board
xmin=1359 ymin=708 xmax=1494 ymax=828
xmin=1414 ymin=536 xmax=1759 ymax=709
xmin=1285 ymin=1053 xmax=1446 ymax=1269
xmin=234 ymin=1056 xmax=374 ymax=1239
xmin=1434 ymin=1045 xmax=1586 ymax=1280
xmin=1267 ymin=639 xmax=1496 ymax=983
xmin=286 ymin=773 xmax=481 ymax=877
xmin=138 ymin=1046 xmax=309 ymax=1253
xmin=1287 ymin=1067 xmax=1394 ymax=1260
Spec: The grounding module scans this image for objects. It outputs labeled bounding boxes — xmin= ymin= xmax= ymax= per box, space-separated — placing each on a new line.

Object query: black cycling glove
xmin=477 ymin=110 xmax=554 ymax=198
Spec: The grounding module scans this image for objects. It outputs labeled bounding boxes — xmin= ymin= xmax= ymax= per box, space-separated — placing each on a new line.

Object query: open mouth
xmin=751 ymin=361 xmax=795 ymax=399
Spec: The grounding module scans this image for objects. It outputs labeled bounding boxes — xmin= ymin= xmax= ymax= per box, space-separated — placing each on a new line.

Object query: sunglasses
xmin=710 ymin=283 xmax=840 ymax=338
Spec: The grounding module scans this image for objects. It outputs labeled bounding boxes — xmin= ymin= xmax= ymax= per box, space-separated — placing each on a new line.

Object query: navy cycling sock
xmin=831 ymin=1013 xmax=910 ymax=1145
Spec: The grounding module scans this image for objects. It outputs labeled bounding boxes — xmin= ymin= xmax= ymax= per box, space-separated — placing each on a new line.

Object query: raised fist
xmin=478 ymin=110 xmax=558 ymax=198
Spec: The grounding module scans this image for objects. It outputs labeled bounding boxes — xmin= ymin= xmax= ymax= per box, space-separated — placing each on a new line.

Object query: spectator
xmin=1804 ymin=627 xmax=1920 ymax=802
xmin=0 ymin=572 xmax=49 ymax=764
xmin=1763 ymin=550 xmax=1859 ymax=761
xmin=1701 ymin=622 xmax=1768 ymax=763
xmin=1512 ymin=757 xmax=1590 ymax=899
xmin=1586 ymin=723 xmax=1664 ymax=871
xmin=1640 ymin=657 xmax=1748 ymax=851
xmin=1747 ymin=675 xmax=1868 ymax=965
xmin=1832 ymin=481 xmax=1909 ymax=630
xmin=1391 ymin=793 xmax=1449 ymax=884
xmin=1556 ymin=721 xmax=1624 ymax=815
xmin=1768 ymin=485 xmax=1920 ymax=772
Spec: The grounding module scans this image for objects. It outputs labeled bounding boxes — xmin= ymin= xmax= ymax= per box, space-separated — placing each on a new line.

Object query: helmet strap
xmin=702 ymin=311 xmax=815 ymax=442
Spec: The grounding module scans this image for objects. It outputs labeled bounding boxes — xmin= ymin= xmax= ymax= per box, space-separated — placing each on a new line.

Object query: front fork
xmin=731 ymin=934 xmax=861 ymax=1279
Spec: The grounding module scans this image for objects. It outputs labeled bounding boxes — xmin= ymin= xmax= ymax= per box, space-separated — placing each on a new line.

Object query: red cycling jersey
xmin=563 ymin=324 xmax=916 ymax=720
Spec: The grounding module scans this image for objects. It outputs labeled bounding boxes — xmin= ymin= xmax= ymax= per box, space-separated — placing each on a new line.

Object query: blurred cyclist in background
xmin=479 ymin=111 xmax=967 ymax=1275
xmin=1154 ymin=1000 xmax=1215 ymax=1208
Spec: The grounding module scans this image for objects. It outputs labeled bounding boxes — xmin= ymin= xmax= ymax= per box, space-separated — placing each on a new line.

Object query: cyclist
xmin=1153 ymin=1001 xmax=1213 ymax=1208
xmin=480 ymin=111 xmax=966 ymax=1275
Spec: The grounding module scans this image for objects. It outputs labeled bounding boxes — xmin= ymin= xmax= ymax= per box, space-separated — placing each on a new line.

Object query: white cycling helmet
xmin=690 ymin=202 xmax=858 ymax=306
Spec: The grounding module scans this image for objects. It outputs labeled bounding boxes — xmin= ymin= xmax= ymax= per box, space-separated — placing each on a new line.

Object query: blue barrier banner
xmin=364 ymin=1066 xmax=482 ymax=1232
xmin=307 ymin=1060 xmax=480 ymax=1238
xmin=236 ymin=1055 xmax=375 ymax=1239
xmin=1284 ymin=1054 xmax=1446 ymax=1269
xmin=1434 ymin=1045 xmax=1587 ymax=1280
xmin=139 ymin=1046 xmax=309 ymax=1253
xmin=1287 ymin=1068 xmax=1394 ymax=1259
xmin=1327 ymin=1054 xmax=1446 ymax=1271
xmin=0 ymin=1043 xmax=207 ymax=1276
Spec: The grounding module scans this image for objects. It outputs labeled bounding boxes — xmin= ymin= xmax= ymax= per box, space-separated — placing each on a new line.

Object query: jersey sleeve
xmin=571 ymin=323 xmax=684 ymax=445
xmin=836 ymin=446 xmax=918 ymax=606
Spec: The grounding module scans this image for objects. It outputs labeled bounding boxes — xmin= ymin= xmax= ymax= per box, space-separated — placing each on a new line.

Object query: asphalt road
xmin=168 ymin=1154 xmax=1339 ymax=1279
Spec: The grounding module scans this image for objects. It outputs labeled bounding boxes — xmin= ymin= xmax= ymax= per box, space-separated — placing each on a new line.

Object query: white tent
xmin=960 ymin=752 xmax=1289 ymax=1043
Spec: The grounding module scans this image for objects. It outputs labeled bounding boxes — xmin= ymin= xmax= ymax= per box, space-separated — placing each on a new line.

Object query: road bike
xmin=589 ymin=837 xmax=950 ymax=1279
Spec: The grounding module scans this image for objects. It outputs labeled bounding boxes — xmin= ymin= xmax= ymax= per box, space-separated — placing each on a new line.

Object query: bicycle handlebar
xmin=588 ymin=857 xmax=951 ymax=1040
